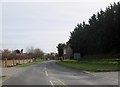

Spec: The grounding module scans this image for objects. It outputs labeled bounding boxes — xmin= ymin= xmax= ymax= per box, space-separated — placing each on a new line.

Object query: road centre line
xmin=50 ymin=80 xmax=55 ymax=87
xmin=45 ymin=65 xmax=48 ymax=76
xmin=45 ymin=70 xmax=48 ymax=76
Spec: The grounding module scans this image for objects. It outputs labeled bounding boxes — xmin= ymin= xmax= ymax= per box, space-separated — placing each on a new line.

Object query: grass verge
xmin=56 ymin=59 xmax=119 ymax=72
xmin=17 ymin=59 xmax=47 ymax=67
xmin=0 ymin=76 xmax=6 ymax=79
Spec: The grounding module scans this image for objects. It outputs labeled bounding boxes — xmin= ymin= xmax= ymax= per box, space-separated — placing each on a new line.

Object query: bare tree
xmin=34 ymin=48 xmax=44 ymax=59
xmin=26 ymin=47 xmax=44 ymax=60
xmin=26 ymin=46 xmax=34 ymax=54
xmin=2 ymin=49 xmax=11 ymax=60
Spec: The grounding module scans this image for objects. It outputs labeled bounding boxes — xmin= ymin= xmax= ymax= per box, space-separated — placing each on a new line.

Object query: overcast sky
xmin=1 ymin=0 xmax=119 ymax=53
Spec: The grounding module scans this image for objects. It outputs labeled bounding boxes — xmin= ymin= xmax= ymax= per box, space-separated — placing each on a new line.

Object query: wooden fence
xmin=0 ymin=59 xmax=33 ymax=68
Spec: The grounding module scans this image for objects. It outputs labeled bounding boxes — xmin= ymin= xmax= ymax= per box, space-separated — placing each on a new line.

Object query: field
xmin=56 ymin=58 xmax=120 ymax=72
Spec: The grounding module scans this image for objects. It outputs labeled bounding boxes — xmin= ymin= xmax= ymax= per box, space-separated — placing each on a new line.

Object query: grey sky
xmin=1 ymin=0 xmax=119 ymax=53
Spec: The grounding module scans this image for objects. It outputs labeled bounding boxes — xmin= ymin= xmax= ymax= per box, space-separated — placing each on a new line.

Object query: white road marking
xmin=45 ymin=65 xmax=48 ymax=76
xmin=55 ymin=79 xmax=67 ymax=87
xmin=45 ymin=70 xmax=48 ymax=76
xmin=50 ymin=80 xmax=55 ymax=87
xmin=83 ymin=71 xmax=96 ymax=76
xmin=57 ymin=79 xmax=66 ymax=85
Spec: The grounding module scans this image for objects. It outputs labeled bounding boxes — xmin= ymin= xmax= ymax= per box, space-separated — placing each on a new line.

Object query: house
xmin=63 ymin=44 xmax=72 ymax=59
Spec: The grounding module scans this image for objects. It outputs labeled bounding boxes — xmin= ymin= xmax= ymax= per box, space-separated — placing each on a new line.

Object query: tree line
xmin=68 ymin=2 xmax=120 ymax=57
xmin=1 ymin=47 xmax=44 ymax=60
xmin=1 ymin=47 xmax=58 ymax=60
xmin=57 ymin=2 xmax=120 ymax=58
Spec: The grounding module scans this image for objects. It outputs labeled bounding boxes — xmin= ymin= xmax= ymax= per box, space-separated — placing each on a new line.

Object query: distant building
xmin=63 ymin=44 xmax=72 ymax=59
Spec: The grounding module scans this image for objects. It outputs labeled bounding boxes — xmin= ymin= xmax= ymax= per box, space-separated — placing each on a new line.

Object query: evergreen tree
xmin=68 ymin=2 xmax=120 ymax=57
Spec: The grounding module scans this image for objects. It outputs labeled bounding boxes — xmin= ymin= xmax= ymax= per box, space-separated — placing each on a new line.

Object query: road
xmin=2 ymin=60 xmax=118 ymax=87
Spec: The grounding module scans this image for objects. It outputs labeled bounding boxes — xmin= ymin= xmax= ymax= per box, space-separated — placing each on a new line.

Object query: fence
xmin=0 ymin=58 xmax=33 ymax=68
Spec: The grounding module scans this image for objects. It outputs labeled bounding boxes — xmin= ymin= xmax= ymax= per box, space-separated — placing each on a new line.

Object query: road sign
xmin=74 ymin=53 xmax=80 ymax=60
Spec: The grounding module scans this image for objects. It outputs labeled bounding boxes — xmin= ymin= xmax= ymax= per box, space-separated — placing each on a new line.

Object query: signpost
xmin=74 ymin=53 xmax=80 ymax=60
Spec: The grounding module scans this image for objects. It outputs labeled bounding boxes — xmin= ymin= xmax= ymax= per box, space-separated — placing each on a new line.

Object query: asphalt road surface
xmin=2 ymin=60 xmax=118 ymax=87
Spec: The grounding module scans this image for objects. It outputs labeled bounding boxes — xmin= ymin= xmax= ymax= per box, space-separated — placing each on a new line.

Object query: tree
xmin=2 ymin=49 xmax=11 ymax=60
xmin=33 ymin=48 xmax=44 ymax=59
xmin=56 ymin=43 xmax=65 ymax=58
xmin=26 ymin=47 xmax=44 ymax=60
xmin=68 ymin=2 xmax=120 ymax=57
xmin=14 ymin=49 xmax=21 ymax=54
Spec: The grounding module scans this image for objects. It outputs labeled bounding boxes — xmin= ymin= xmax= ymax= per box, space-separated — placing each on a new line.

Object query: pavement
xmin=1 ymin=60 xmax=119 ymax=86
